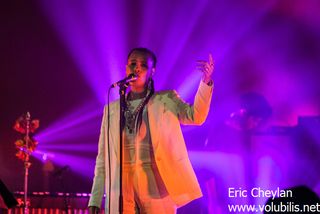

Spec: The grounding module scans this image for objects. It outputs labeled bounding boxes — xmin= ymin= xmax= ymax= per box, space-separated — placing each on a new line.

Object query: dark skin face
xmin=126 ymin=51 xmax=155 ymax=93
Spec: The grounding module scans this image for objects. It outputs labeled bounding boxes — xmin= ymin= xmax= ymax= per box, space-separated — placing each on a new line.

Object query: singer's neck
xmin=127 ymin=89 xmax=148 ymax=101
xmin=130 ymin=85 xmax=146 ymax=93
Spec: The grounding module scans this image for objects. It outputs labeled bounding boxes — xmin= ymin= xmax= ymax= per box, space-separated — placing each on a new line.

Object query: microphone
xmin=111 ymin=73 xmax=138 ymax=88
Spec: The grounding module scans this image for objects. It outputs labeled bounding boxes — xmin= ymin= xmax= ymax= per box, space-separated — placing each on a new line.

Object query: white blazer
xmin=89 ymin=80 xmax=213 ymax=213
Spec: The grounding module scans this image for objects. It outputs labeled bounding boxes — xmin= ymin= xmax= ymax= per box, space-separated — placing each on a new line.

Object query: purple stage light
xmin=46 ymin=152 xmax=95 ymax=178
xmin=26 ymin=1 xmax=320 ymax=211
xmin=39 ymin=144 xmax=98 ymax=153
xmin=38 ymin=1 xmax=127 ymax=103
xmin=33 ymin=150 xmax=55 ymax=163
xmin=42 ymin=153 xmax=48 ymax=161
xmin=35 ymin=102 xmax=101 ymax=145
xmin=35 ymin=149 xmax=95 ymax=178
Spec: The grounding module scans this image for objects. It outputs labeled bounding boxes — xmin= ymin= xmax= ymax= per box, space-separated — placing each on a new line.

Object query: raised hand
xmin=196 ymin=53 xmax=214 ymax=85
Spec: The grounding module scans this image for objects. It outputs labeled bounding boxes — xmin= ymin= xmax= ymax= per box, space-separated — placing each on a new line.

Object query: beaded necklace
xmin=125 ymin=90 xmax=149 ymax=134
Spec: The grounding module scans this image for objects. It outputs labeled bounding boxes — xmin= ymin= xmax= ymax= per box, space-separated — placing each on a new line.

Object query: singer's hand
xmin=196 ymin=53 xmax=214 ymax=85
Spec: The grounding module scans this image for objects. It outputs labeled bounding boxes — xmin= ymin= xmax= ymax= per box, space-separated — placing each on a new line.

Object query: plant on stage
xmin=13 ymin=116 xmax=39 ymax=134
xmin=14 ymin=137 xmax=38 ymax=161
xmin=13 ymin=113 xmax=40 ymax=161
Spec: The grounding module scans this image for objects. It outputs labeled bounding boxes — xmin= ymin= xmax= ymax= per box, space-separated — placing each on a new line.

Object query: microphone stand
xmin=24 ymin=112 xmax=31 ymax=214
xmin=53 ymin=166 xmax=70 ymax=213
xmin=58 ymin=173 xmax=70 ymax=214
xmin=118 ymin=83 xmax=127 ymax=214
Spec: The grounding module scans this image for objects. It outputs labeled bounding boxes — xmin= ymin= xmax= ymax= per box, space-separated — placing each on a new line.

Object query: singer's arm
xmin=170 ymin=80 xmax=213 ymax=125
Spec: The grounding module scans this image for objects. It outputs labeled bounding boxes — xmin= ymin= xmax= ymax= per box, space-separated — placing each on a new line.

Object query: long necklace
xmin=125 ymin=91 xmax=149 ymax=134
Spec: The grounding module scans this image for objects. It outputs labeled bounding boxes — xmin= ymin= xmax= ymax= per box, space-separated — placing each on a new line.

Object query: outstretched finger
xmin=196 ymin=64 xmax=207 ymax=68
xmin=196 ymin=60 xmax=208 ymax=65
xmin=209 ymin=53 xmax=214 ymax=65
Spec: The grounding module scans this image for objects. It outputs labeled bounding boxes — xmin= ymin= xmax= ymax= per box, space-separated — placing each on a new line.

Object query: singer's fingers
xmin=196 ymin=64 xmax=207 ymax=69
xmin=195 ymin=68 xmax=210 ymax=73
xmin=196 ymin=55 xmax=214 ymax=77
xmin=209 ymin=53 xmax=214 ymax=65
xmin=196 ymin=59 xmax=214 ymax=68
xmin=196 ymin=64 xmax=212 ymax=71
xmin=196 ymin=60 xmax=208 ymax=65
xmin=196 ymin=62 xmax=212 ymax=67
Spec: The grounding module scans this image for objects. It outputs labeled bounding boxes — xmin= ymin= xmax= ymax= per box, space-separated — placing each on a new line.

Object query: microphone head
xmin=110 ymin=73 xmax=138 ymax=88
xmin=128 ymin=73 xmax=138 ymax=79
